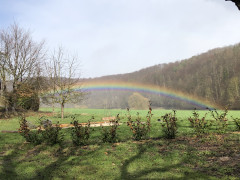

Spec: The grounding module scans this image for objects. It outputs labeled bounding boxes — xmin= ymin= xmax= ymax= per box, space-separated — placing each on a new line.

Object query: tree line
xmin=81 ymin=43 xmax=240 ymax=109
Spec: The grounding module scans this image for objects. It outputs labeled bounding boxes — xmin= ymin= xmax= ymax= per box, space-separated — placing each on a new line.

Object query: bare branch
xmin=43 ymin=47 xmax=83 ymax=119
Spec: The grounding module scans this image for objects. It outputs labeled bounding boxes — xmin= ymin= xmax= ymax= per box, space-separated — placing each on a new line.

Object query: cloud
xmin=1 ymin=0 xmax=240 ymax=77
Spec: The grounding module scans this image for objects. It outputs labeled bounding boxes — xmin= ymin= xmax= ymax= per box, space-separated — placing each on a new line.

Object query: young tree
xmin=0 ymin=23 xmax=45 ymax=111
xmin=128 ymin=92 xmax=150 ymax=110
xmin=44 ymin=47 xmax=84 ymax=120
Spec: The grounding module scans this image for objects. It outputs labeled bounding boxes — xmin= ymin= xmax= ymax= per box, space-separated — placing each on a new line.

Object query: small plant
xmin=209 ymin=108 xmax=228 ymax=133
xmin=232 ymin=116 xmax=240 ymax=131
xmin=160 ymin=110 xmax=178 ymax=139
xmin=19 ymin=115 xmax=43 ymax=145
xmin=127 ymin=108 xmax=152 ymax=141
xmin=39 ymin=117 xmax=64 ymax=145
xmin=70 ymin=115 xmax=92 ymax=146
xmin=188 ymin=109 xmax=211 ymax=136
xmin=101 ymin=114 xmax=120 ymax=143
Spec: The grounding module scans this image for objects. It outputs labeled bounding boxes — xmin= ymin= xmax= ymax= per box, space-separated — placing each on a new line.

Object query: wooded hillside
xmin=80 ymin=43 xmax=240 ymax=109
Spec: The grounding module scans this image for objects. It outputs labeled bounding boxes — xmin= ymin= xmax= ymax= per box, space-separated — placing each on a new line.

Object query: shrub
xmin=19 ymin=115 xmax=43 ymax=145
xmin=101 ymin=114 xmax=120 ymax=143
xmin=70 ymin=116 xmax=92 ymax=146
xmin=128 ymin=92 xmax=150 ymax=110
xmin=188 ymin=109 xmax=211 ymax=136
xmin=40 ymin=117 xmax=63 ymax=145
xmin=127 ymin=108 xmax=152 ymax=141
xmin=209 ymin=109 xmax=228 ymax=133
xmin=16 ymin=83 xmax=40 ymax=111
xmin=160 ymin=110 xmax=178 ymax=139
xmin=232 ymin=117 xmax=240 ymax=131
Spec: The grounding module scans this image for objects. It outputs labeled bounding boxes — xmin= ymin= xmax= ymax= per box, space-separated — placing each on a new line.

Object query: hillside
xmin=80 ymin=43 xmax=240 ymax=109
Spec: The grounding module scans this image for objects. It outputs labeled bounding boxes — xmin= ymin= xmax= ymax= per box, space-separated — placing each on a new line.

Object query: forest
xmin=80 ymin=43 xmax=240 ymax=109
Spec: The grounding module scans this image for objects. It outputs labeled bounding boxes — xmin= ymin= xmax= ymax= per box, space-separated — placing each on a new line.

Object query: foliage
xmin=70 ymin=115 xmax=92 ymax=146
xmin=232 ymin=116 xmax=240 ymax=131
xmin=127 ymin=108 xmax=152 ymax=141
xmin=18 ymin=115 xmax=42 ymax=145
xmin=209 ymin=108 xmax=228 ymax=133
xmin=101 ymin=114 xmax=120 ymax=143
xmin=16 ymin=83 xmax=40 ymax=111
xmin=0 ymin=23 xmax=45 ymax=112
xmin=128 ymin=92 xmax=150 ymax=110
xmin=19 ymin=115 xmax=63 ymax=145
xmin=188 ymin=109 xmax=211 ymax=135
xmin=39 ymin=116 xmax=64 ymax=145
xmin=160 ymin=110 xmax=178 ymax=139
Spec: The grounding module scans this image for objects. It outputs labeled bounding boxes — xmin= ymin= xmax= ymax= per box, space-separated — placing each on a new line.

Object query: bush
xmin=127 ymin=108 xmax=152 ymax=141
xmin=19 ymin=115 xmax=43 ymax=145
xmin=70 ymin=116 xmax=92 ymax=146
xmin=188 ymin=109 xmax=211 ymax=136
xmin=160 ymin=110 xmax=178 ymax=139
xmin=101 ymin=114 xmax=120 ymax=143
xmin=232 ymin=117 xmax=240 ymax=131
xmin=19 ymin=116 xmax=64 ymax=145
xmin=16 ymin=83 xmax=40 ymax=111
xmin=209 ymin=109 xmax=228 ymax=133
xmin=40 ymin=117 xmax=63 ymax=145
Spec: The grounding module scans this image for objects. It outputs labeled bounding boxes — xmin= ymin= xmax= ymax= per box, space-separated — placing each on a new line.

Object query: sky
xmin=0 ymin=0 xmax=240 ymax=78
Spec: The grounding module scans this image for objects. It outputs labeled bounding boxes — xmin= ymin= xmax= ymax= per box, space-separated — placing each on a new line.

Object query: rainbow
xmin=72 ymin=81 xmax=221 ymax=110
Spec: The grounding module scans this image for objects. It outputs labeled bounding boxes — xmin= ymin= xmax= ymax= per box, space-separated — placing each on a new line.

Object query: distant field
xmin=1 ymin=107 xmax=240 ymax=132
xmin=0 ymin=108 xmax=240 ymax=179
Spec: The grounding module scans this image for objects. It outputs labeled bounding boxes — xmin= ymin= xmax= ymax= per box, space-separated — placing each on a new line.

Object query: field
xmin=0 ymin=108 xmax=240 ymax=179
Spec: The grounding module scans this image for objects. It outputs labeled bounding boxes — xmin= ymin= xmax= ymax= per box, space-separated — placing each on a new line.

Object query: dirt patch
xmin=80 ymin=113 xmax=89 ymax=116
xmin=102 ymin=117 xmax=116 ymax=121
xmin=1 ymin=121 xmax=122 ymax=133
xmin=232 ymin=131 xmax=240 ymax=134
xmin=59 ymin=121 xmax=121 ymax=128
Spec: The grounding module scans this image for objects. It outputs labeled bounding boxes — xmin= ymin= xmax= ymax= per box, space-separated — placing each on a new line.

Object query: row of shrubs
xmin=19 ymin=108 xmax=240 ymax=146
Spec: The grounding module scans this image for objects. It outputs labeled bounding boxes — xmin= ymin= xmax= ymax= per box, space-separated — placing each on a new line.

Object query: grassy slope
xmin=0 ymin=108 xmax=240 ymax=179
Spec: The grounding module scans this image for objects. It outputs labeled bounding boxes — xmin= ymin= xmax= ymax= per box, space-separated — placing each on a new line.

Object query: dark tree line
xmin=81 ymin=43 xmax=240 ymax=109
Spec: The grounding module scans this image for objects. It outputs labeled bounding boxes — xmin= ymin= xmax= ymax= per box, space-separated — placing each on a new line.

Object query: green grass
xmin=0 ymin=108 xmax=240 ymax=179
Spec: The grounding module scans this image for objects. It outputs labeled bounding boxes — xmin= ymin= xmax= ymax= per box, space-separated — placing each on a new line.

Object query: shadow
xmin=118 ymin=141 xmax=212 ymax=180
xmin=0 ymin=138 xmax=103 ymax=180
xmin=119 ymin=142 xmax=183 ymax=180
xmin=29 ymin=144 xmax=103 ymax=180
xmin=0 ymin=145 xmax=20 ymax=179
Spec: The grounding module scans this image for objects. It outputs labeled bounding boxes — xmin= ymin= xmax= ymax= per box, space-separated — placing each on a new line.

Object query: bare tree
xmin=0 ymin=23 xmax=45 ymax=111
xmin=44 ymin=47 xmax=84 ymax=119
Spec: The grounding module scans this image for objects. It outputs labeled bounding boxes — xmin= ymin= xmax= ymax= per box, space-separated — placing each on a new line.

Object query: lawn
xmin=0 ymin=108 xmax=240 ymax=179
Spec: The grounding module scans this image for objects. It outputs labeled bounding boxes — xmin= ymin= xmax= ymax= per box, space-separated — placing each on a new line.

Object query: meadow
xmin=0 ymin=108 xmax=240 ymax=179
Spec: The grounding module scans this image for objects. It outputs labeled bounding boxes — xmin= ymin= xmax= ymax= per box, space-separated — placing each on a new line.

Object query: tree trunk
xmin=0 ymin=75 xmax=9 ymax=114
xmin=61 ymin=103 xmax=64 ymax=120
xmin=12 ymin=82 xmax=17 ymax=113
xmin=52 ymin=98 xmax=55 ymax=113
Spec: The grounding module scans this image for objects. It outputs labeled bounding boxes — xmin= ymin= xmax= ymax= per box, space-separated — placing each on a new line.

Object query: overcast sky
xmin=1 ymin=0 xmax=240 ymax=78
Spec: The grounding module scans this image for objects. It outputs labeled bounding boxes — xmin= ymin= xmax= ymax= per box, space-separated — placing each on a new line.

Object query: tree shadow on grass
xmin=118 ymin=141 xmax=211 ymax=180
xmin=29 ymin=144 xmax=103 ymax=180
xmin=0 ymin=141 xmax=104 ymax=180
xmin=0 ymin=146 xmax=19 ymax=179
